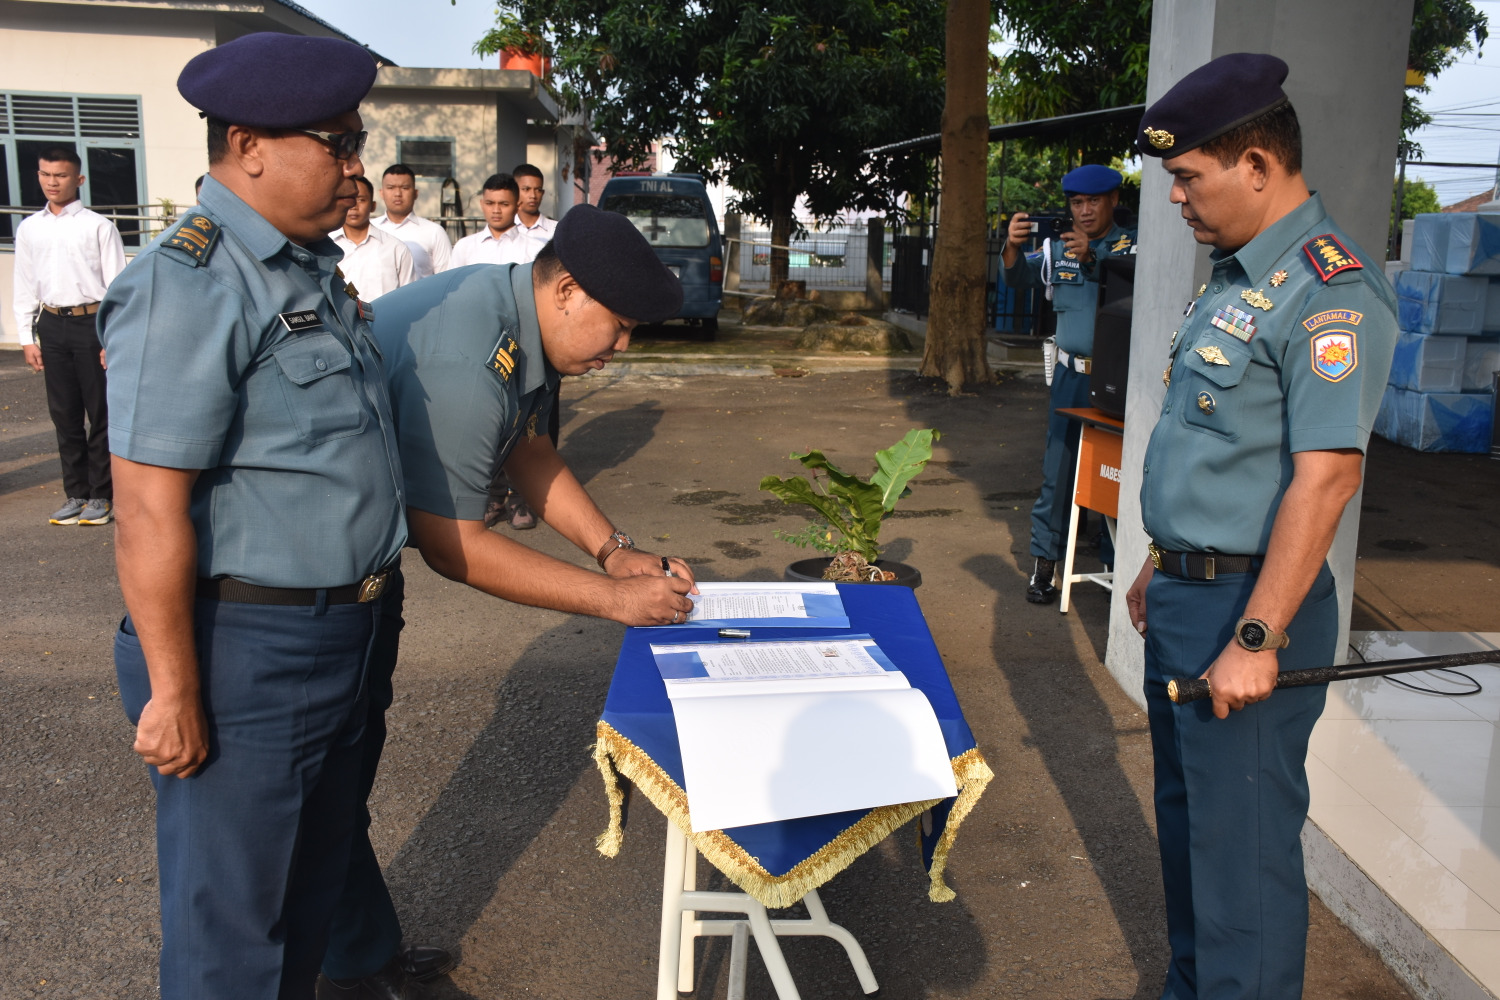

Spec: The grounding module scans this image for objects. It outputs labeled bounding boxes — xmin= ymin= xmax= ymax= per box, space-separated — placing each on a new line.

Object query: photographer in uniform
xmin=1000 ymin=165 xmax=1136 ymax=603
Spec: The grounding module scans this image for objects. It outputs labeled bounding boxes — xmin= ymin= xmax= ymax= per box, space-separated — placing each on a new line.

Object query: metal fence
xmin=732 ymin=225 xmax=892 ymax=292
xmin=887 ymin=223 xmax=1045 ymax=335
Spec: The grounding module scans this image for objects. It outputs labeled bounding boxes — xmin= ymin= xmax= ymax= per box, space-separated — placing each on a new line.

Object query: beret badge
xmin=1144 ymin=127 xmax=1175 ymax=150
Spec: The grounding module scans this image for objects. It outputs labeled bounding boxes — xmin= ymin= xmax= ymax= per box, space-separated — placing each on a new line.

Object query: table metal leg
xmin=1059 ymin=441 xmax=1086 ymax=614
xmin=655 ymin=825 xmax=879 ymax=999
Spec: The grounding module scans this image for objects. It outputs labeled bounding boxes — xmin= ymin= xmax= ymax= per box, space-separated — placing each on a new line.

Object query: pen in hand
xmin=661 ymin=556 xmax=675 ymax=578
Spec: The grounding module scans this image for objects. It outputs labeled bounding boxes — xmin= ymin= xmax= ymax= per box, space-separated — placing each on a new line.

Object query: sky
xmin=295 ymin=0 xmax=1500 ymax=206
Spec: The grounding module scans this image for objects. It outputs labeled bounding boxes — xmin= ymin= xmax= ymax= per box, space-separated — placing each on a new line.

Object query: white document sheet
xmin=683 ymin=582 xmax=848 ymax=628
xmin=671 ymin=686 xmax=958 ymax=832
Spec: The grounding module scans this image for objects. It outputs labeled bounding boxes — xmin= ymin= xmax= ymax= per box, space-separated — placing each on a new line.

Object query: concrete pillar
xmin=1105 ymin=0 xmax=1414 ymax=705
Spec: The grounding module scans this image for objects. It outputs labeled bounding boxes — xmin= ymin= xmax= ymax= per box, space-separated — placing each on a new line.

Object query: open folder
xmin=651 ymin=635 xmax=958 ymax=832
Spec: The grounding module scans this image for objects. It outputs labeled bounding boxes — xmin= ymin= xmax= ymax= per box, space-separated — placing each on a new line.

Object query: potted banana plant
xmin=759 ymin=428 xmax=938 ymax=588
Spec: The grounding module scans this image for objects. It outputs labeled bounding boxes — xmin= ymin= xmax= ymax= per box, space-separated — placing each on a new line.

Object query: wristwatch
xmin=595 ymin=529 xmax=635 ymax=569
xmin=1235 ymin=617 xmax=1289 ymax=652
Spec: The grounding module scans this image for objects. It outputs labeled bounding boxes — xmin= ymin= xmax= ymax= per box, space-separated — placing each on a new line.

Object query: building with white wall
xmin=0 ymin=0 xmax=584 ymax=345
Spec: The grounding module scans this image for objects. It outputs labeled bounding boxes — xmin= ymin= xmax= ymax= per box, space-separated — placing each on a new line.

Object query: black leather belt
xmin=1149 ymin=544 xmax=1260 ymax=580
xmin=197 ymin=565 xmax=397 ymax=606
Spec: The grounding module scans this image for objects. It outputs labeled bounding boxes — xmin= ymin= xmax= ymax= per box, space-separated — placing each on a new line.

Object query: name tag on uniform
xmin=278 ymin=310 xmax=323 ymax=334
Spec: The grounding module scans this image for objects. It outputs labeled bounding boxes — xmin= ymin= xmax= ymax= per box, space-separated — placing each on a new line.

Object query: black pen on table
xmin=661 ymin=556 xmax=675 ymax=578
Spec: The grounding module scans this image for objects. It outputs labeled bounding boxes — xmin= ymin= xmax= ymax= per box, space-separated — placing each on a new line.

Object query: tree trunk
xmin=769 ymin=163 xmax=794 ymax=289
xmin=920 ymin=0 xmax=991 ymax=393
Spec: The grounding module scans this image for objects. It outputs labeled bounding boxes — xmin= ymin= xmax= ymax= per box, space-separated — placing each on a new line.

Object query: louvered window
xmin=0 ymin=91 xmax=146 ymax=244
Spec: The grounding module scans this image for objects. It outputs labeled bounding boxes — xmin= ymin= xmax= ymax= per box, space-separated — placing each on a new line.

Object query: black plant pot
xmin=784 ymin=558 xmax=922 ymax=589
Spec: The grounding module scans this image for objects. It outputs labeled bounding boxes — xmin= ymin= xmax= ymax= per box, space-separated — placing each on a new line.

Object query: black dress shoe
xmin=398 ymin=944 xmax=456 ymax=983
xmin=1026 ymin=557 xmax=1058 ymax=604
xmin=316 ymin=959 xmax=426 ymax=1000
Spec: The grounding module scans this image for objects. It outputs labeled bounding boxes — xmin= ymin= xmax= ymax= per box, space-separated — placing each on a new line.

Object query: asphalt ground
xmin=2 ymin=321 xmax=1493 ymax=999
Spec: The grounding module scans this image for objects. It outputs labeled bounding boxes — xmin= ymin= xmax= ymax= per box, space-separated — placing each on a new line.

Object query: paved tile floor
xmin=1309 ymin=631 xmax=1500 ymax=996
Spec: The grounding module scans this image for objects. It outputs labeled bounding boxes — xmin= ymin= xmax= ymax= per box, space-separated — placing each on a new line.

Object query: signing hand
xmin=22 ymin=344 xmax=43 ymax=373
xmin=605 ymin=547 xmax=700 ymax=593
xmin=1202 ymin=641 xmax=1279 ymax=720
xmin=134 ymin=694 xmax=209 ymax=778
xmin=609 ymin=573 xmax=696 ymax=627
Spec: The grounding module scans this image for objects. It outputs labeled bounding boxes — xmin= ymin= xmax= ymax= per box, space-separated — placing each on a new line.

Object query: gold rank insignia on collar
xmin=162 ymin=214 xmax=220 ymax=267
xmin=1162 ymin=363 xmax=1172 ymax=387
xmin=525 ymin=413 xmax=539 ymax=440
xmin=489 ymin=333 xmax=521 ymax=384
xmin=1270 ymin=269 xmax=1289 ymax=287
xmin=1240 ymin=288 xmax=1274 ymax=311
xmin=1195 ymin=345 xmax=1231 ymax=366
xmin=345 ymin=281 xmax=359 ymax=300
xmin=1196 ymin=284 xmax=1207 ymax=298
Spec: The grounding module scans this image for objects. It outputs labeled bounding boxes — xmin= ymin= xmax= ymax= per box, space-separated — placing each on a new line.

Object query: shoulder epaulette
xmin=1302 ymin=234 xmax=1362 ymax=283
xmin=161 ymin=214 xmax=221 ymax=267
xmin=488 ymin=332 xmax=520 ymax=385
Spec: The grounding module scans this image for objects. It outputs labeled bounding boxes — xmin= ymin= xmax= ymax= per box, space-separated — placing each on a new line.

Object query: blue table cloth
xmin=594 ymin=584 xmax=992 ymax=908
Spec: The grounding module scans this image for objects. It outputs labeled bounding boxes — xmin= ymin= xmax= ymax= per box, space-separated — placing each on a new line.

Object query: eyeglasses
xmin=288 ymin=128 xmax=368 ymax=161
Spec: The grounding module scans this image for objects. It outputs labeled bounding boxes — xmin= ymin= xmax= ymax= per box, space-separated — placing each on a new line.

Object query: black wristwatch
xmin=1235 ymin=617 xmax=1289 ymax=652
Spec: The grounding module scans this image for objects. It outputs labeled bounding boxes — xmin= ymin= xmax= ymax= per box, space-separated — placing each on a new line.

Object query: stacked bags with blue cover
xmin=1376 ymin=213 xmax=1500 ymax=452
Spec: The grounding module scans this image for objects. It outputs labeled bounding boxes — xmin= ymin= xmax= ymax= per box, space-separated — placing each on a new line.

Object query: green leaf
xmin=871 ymin=428 xmax=939 ymax=511
xmin=759 ymin=475 xmax=855 ymax=539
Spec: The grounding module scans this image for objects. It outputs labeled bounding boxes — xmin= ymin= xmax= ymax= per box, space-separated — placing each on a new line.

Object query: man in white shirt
xmin=371 ymin=163 xmax=452 ymax=278
xmin=13 ymin=146 xmax=127 ymax=525
xmin=511 ymin=163 xmax=558 ymax=263
xmin=331 ymin=175 xmax=415 ymax=299
xmin=450 ymin=173 xmax=526 ymax=268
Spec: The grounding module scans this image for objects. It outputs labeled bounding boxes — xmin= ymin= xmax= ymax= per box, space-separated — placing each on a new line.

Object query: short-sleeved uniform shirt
xmin=98 ymin=176 xmax=408 ymax=588
xmin=1001 ymin=223 xmax=1137 ymax=355
xmin=1141 ymin=193 xmax=1397 ymax=555
xmin=370 ymin=263 xmax=560 ymax=521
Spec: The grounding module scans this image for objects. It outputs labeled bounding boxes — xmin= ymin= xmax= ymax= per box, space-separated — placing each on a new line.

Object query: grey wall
xmin=1104 ymin=0 xmax=1414 ymax=705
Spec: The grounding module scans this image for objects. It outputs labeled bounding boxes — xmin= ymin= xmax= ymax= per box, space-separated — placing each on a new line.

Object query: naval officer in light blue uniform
xmin=1000 ymin=164 xmax=1136 ymax=603
xmin=320 ymin=205 xmax=699 ymax=999
xmin=98 ymin=33 xmax=412 ymax=1000
xmin=1123 ymin=53 xmax=1397 ymax=1000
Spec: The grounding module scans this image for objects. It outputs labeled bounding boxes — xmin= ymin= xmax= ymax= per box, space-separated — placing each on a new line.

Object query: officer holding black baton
xmin=1000 ymin=165 xmax=1136 ymax=603
xmin=97 ymin=33 xmax=435 ymax=1000
xmin=1123 ymin=54 xmax=1397 ymax=1000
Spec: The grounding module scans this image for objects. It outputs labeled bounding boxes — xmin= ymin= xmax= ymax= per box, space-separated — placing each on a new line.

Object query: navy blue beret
xmin=554 ymin=204 xmax=684 ymax=324
xmin=1137 ymin=53 xmax=1290 ymax=158
xmin=178 ymin=32 xmax=378 ymax=128
xmin=1062 ymin=164 xmax=1123 ymax=195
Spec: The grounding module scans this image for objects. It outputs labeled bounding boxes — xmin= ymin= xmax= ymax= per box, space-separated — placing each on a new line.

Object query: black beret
xmin=178 ymin=32 xmax=378 ymax=128
xmin=553 ymin=204 xmax=684 ymax=324
xmin=1136 ymin=53 xmax=1290 ymax=158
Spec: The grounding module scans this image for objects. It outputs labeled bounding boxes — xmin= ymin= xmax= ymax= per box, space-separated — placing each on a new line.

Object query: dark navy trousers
xmin=1029 ymin=365 xmax=1113 ymax=565
xmin=321 ymin=573 xmax=406 ymax=979
xmin=1144 ymin=563 xmax=1337 ymax=1000
xmin=116 ymin=589 xmax=393 ymax=1000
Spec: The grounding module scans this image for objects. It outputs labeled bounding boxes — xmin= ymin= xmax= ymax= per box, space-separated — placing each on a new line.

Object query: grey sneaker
xmin=78 ymin=499 xmax=113 ymax=525
xmin=49 ymin=497 xmax=87 ymax=525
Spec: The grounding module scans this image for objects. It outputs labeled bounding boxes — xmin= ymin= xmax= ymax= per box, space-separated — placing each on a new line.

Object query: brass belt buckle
xmin=1080 ymin=357 xmax=1092 ymax=375
xmin=357 ymin=570 xmax=389 ymax=603
xmin=1148 ymin=543 xmax=1163 ymax=570
xmin=1203 ymin=556 xmax=1216 ymax=580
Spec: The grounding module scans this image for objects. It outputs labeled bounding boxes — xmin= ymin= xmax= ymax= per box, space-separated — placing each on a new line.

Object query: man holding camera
xmin=1000 ymin=164 xmax=1136 ymax=603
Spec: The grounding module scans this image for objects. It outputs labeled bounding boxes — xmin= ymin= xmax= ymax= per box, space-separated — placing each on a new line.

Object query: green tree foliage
xmin=1391 ymin=176 xmax=1443 ymax=228
xmin=479 ymin=1 xmax=945 ymax=284
xmin=990 ymin=1 xmax=1151 ymax=161
xmin=1404 ymin=0 xmax=1489 ymax=157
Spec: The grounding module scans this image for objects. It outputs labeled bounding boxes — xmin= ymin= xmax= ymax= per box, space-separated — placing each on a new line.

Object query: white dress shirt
xmin=12 ymin=200 xmax=127 ymax=345
xmin=370 ymin=213 xmax=453 ymax=278
xmin=330 ymin=224 xmax=416 ymax=299
xmin=450 ymin=226 xmax=527 ymax=268
xmin=510 ymin=214 xmax=557 ymax=263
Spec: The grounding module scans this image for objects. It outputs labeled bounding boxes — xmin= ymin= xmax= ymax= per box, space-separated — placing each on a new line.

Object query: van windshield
xmin=601 ymin=193 xmax=711 ymax=248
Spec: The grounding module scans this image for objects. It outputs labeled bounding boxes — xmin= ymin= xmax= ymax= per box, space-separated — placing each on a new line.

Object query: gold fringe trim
xmin=593 ymin=721 xmax=992 ymax=909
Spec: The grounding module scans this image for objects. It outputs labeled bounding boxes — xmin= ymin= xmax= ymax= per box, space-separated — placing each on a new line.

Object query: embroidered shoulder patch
xmin=161 ymin=214 xmax=220 ymax=267
xmin=1311 ymin=330 xmax=1358 ymax=382
xmin=489 ymin=333 xmax=521 ymax=384
xmin=1303 ymin=235 xmax=1362 ymax=282
xmin=1303 ymin=309 xmax=1363 ymax=332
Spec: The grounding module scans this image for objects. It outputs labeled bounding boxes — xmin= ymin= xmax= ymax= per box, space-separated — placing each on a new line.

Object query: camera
xmin=1025 ymin=213 xmax=1068 ymax=239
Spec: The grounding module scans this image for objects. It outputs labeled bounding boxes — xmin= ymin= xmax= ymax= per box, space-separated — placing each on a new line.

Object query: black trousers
xmin=37 ymin=309 xmax=111 ymax=500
